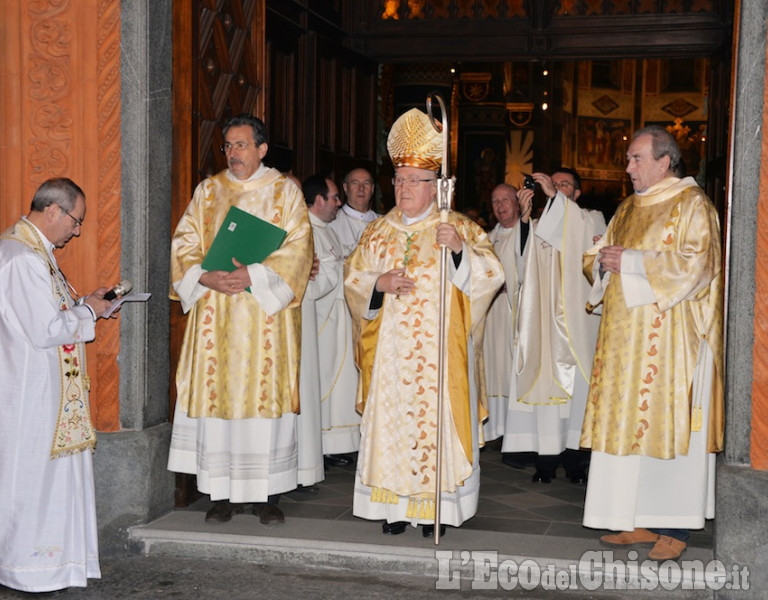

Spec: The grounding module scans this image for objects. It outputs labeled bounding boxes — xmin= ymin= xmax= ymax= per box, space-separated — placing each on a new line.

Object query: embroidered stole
xmin=0 ymin=219 xmax=96 ymax=458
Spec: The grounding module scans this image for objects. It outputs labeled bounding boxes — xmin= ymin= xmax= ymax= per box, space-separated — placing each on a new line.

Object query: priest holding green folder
xmin=168 ymin=114 xmax=314 ymax=525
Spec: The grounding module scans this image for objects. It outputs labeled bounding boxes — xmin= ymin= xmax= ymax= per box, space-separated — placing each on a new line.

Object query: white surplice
xmin=482 ymin=220 xmax=528 ymax=441
xmin=310 ymin=215 xmax=361 ymax=455
xmin=504 ymin=194 xmax=605 ymax=454
xmin=0 ymin=220 xmax=101 ymax=592
xmin=295 ymin=214 xmax=335 ymax=486
xmin=327 ymin=203 xmax=378 ymax=258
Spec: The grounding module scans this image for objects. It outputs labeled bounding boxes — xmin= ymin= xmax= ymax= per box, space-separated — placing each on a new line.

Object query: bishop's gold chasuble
xmin=171 ymin=169 xmax=314 ymax=420
xmin=345 ymin=207 xmax=503 ymax=507
xmin=581 ymin=177 xmax=724 ymax=459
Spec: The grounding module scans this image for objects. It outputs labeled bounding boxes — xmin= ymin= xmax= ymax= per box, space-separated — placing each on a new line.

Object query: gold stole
xmin=1 ymin=219 xmax=96 ymax=458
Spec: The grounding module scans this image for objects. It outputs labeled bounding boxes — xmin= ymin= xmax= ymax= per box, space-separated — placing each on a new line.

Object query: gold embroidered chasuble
xmin=171 ymin=169 xmax=314 ymax=419
xmin=345 ymin=207 xmax=503 ymax=500
xmin=581 ymin=177 xmax=724 ymax=459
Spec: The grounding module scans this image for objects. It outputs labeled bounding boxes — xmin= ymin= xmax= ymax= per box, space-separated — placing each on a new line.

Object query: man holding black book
xmin=168 ymin=114 xmax=314 ymax=525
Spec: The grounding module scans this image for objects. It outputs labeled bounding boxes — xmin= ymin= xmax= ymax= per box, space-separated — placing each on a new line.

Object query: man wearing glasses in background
xmin=345 ymin=108 xmax=503 ymax=538
xmin=330 ymin=167 xmax=380 ymax=259
xmin=168 ymin=114 xmax=314 ymax=526
xmin=504 ymin=168 xmax=605 ymax=486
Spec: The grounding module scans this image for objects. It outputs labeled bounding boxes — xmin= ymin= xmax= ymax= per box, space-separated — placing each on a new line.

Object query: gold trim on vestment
xmin=0 ymin=219 xmax=96 ymax=458
xmin=346 ymin=208 xmax=503 ymax=499
xmin=580 ymin=177 xmax=724 ymax=458
xmin=171 ymin=169 xmax=314 ymax=420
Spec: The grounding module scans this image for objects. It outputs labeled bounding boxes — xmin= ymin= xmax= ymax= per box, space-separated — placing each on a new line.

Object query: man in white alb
xmin=482 ymin=183 xmax=532 ymax=442
xmin=298 ymin=174 xmax=361 ymax=485
xmin=0 ymin=178 xmax=116 ymax=592
xmin=505 ymin=168 xmax=605 ymax=483
xmin=324 ymin=166 xmax=378 ymax=468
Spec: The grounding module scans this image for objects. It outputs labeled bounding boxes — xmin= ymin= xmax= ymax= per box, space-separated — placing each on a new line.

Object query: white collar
xmin=308 ymin=211 xmax=327 ymax=228
xmin=341 ymin=203 xmax=376 ymax=221
xmin=21 ymin=216 xmax=55 ymax=253
xmin=226 ymin=163 xmax=267 ymax=183
xmin=402 ymin=204 xmax=434 ymax=225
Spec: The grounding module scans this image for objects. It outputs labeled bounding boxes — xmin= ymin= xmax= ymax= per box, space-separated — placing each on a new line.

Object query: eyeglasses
xmin=325 ymin=193 xmax=340 ymax=201
xmin=59 ymin=205 xmax=84 ymax=227
xmin=391 ymin=176 xmax=436 ymax=188
xmin=220 ymin=141 xmax=256 ymax=153
xmin=553 ymin=180 xmax=575 ymax=190
xmin=348 ymin=179 xmax=373 ymax=188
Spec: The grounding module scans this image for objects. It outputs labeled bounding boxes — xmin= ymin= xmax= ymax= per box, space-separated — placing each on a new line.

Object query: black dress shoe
xmin=294 ymin=484 xmax=319 ymax=494
xmin=531 ymin=470 xmax=554 ymax=483
xmin=422 ymin=524 xmax=447 ymax=538
xmin=569 ymin=469 xmax=588 ymax=485
xmin=254 ymin=503 xmax=285 ymax=524
xmin=382 ymin=521 xmax=408 ymax=535
xmin=324 ymin=454 xmax=353 ymax=467
xmin=205 ymin=500 xmax=236 ymax=523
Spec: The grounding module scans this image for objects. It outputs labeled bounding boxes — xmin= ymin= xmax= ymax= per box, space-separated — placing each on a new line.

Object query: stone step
xmin=130 ymin=511 xmax=720 ymax=594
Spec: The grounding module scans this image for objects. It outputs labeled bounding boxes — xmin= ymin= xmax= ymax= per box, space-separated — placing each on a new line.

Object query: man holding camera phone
xmin=502 ymin=168 xmax=605 ymax=484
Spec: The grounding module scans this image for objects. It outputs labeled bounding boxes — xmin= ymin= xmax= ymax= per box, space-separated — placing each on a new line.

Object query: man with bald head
xmin=581 ymin=125 xmax=723 ymax=561
xmin=330 ymin=167 xmax=379 ymax=258
xmin=482 ymin=183 xmax=532 ymax=442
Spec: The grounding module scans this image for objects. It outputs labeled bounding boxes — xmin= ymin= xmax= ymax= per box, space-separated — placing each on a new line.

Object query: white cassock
xmin=295 ymin=212 xmax=339 ymax=485
xmin=0 ymin=221 xmax=101 ymax=592
xmin=482 ymin=220 xmax=529 ymax=441
xmin=503 ymin=193 xmax=605 ymax=454
xmin=312 ymin=215 xmax=361 ymax=455
xmin=328 ymin=203 xmax=379 ymax=258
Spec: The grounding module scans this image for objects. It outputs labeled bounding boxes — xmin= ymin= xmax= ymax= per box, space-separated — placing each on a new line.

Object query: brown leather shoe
xmin=254 ymin=503 xmax=285 ymax=525
xmin=600 ymin=528 xmax=660 ymax=547
xmin=648 ymin=535 xmax=687 ymax=560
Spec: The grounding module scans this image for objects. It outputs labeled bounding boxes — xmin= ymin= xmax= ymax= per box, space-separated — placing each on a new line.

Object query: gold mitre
xmin=387 ymin=108 xmax=442 ymax=172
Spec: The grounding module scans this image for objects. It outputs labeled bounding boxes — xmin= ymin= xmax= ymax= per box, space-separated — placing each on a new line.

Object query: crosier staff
xmin=426 ymin=91 xmax=455 ymax=546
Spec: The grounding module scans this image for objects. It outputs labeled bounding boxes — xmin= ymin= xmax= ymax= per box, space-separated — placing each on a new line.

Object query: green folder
xmin=201 ymin=205 xmax=287 ymax=273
